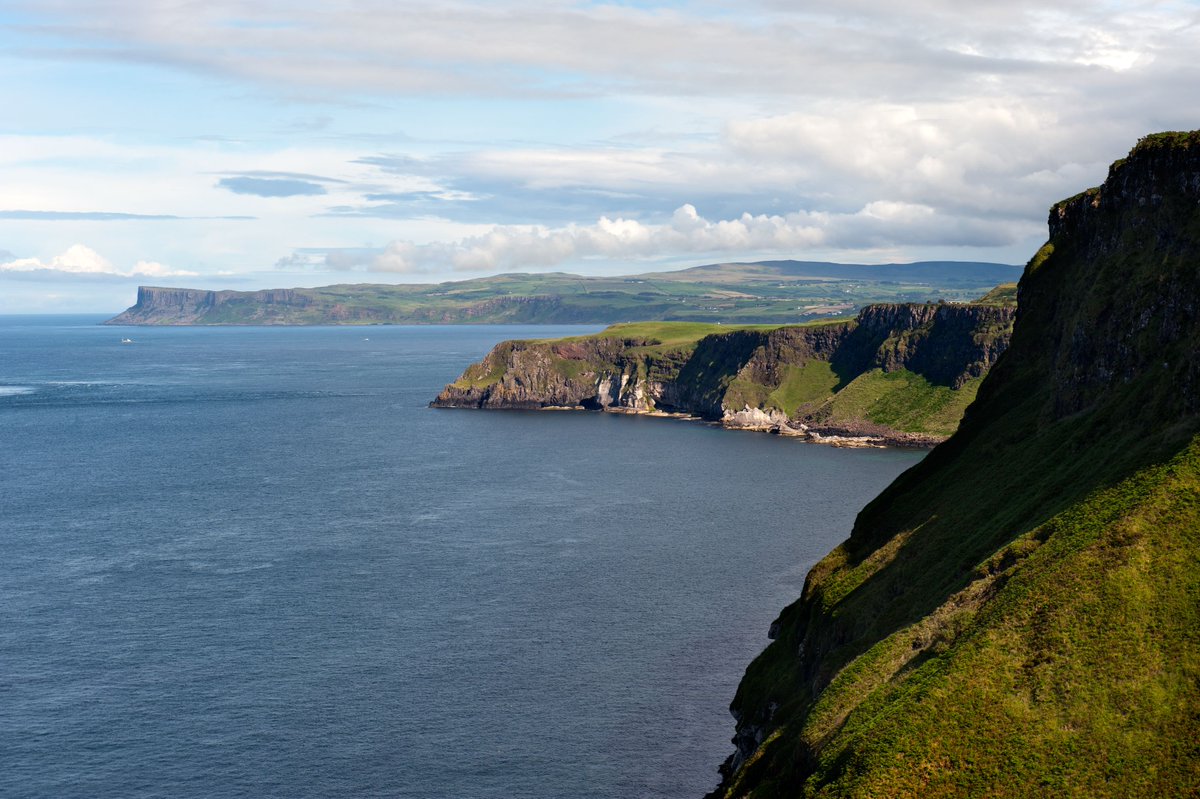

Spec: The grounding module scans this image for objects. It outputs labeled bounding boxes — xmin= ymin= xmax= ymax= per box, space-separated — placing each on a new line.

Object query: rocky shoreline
xmin=719 ymin=406 xmax=944 ymax=448
xmin=437 ymin=400 xmax=942 ymax=448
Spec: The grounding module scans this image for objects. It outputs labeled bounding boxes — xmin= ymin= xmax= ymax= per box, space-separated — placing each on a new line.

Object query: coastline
xmin=432 ymin=402 xmax=943 ymax=449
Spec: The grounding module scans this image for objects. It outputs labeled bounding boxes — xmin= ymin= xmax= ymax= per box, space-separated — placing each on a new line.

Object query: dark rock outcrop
xmin=837 ymin=302 xmax=1015 ymax=388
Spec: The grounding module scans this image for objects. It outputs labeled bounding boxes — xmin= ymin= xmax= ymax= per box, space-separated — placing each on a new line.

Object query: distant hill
xmin=650 ymin=260 xmax=1023 ymax=284
xmin=104 ymin=260 xmax=1020 ymax=326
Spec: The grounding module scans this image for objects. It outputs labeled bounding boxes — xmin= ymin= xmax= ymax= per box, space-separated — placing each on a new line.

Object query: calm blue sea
xmin=0 ymin=316 xmax=922 ymax=799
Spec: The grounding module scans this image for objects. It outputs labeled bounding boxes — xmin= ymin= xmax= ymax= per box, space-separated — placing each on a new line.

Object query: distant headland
xmin=431 ymin=288 xmax=1016 ymax=448
xmin=103 ymin=260 xmax=1020 ymax=326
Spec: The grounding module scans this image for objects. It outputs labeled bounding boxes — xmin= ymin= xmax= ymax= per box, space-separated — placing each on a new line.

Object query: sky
xmin=1 ymin=1 xmax=1198 ymax=312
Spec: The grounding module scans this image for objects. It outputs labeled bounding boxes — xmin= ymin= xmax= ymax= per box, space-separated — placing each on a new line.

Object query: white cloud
xmin=129 ymin=259 xmax=190 ymax=277
xmin=2 ymin=0 xmax=1198 ymax=302
xmin=0 ymin=245 xmax=196 ymax=278
xmin=320 ymin=201 xmax=1027 ymax=274
xmin=12 ymin=1 xmax=1193 ymax=100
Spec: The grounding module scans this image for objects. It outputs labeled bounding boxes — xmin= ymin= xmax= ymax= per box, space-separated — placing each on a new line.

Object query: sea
xmin=0 ymin=316 xmax=923 ymax=799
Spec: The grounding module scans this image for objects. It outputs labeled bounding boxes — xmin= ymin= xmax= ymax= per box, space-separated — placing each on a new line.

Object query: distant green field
xmin=109 ymin=260 xmax=1021 ymax=326
xmin=536 ymin=319 xmax=839 ymax=356
xmin=975 ymin=282 xmax=1019 ymax=305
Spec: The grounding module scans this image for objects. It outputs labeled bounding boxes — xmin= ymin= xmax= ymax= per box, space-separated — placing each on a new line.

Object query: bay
xmin=0 ymin=316 xmax=922 ymax=798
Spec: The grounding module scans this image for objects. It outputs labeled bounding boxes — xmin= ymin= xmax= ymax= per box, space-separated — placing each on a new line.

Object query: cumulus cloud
xmin=4 ymin=1 xmax=1198 ymax=284
xmin=320 ymin=96 xmax=1109 ymax=262
xmin=336 ymin=74 xmax=1188 ymax=240
xmin=296 ymin=202 xmax=1028 ymax=274
xmin=0 ymin=245 xmax=196 ymax=278
xmin=722 ymin=97 xmax=1120 ymax=218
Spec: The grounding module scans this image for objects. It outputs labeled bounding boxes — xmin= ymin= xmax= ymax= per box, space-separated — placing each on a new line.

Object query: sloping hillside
xmin=709 ymin=133 xmax=1200 ymax=798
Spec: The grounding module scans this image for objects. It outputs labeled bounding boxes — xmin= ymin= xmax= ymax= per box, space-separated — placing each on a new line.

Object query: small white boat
xmin=120 ymin=338 xmax=134 ymax=344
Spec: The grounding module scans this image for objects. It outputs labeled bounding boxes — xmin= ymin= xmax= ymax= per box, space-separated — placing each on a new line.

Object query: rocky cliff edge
xmin=707 ymin=132 xmax=1200 ymax=798
xmin=432 ymin=300 xmax=1015 ymax=447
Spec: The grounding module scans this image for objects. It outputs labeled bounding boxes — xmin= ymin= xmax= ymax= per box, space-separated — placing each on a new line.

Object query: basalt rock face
xmin=105 ymin=286 xmax=319 ymax=325
xmin=1033 ymin=133 xmax=1200 ymax=420
xmin=432 ymin=301 xmax=1014 ymax=446
xmin=710 ymin=133 xmax=1200 ymax=798
xmin=836 ymin=302 xmax=1015 ymax=388
xmin=668 ymin=325 xmax=855 ymax=419
xmin=104 ymin=285 xmax=577 ymax=325
xmin=432 ymin=337 xmax=660 ymax=411
xmin=107 ymin=286 xmax=221 ymax=323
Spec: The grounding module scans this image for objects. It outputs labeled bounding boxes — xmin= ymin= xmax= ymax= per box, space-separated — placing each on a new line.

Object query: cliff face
xmin=711 ymin=133 xmax=1200 ymax=798
xmin=105 ymin=286 xmax=317 ymax=325
xmin=839 ymin=302 xmax=1014 ymax=388
xmin=432 ymin=336 xmax=651 ymax=410
xmin=432 ymin=301 xmax=1014 ymax=446
xmin=1035 ymin=133 xmax=1200 ymax=419
xmin=109 ymin=286 xmax=219 ymax=323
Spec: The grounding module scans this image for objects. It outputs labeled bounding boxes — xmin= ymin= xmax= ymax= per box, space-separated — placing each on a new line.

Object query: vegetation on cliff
xmin=974 ymin=282 xmax=1018 ymax=305
xmin=433 ymin=299 xmax=1015 ymax=446
xmin=103 ymin=260 xmax=1019 ymax=326
xmin=711 ymin=132 xmax=1200 ymax=797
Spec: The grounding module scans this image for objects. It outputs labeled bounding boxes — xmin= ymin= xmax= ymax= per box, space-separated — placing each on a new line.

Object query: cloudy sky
xmin=1 ymin=1 xmax=1198 ymax=312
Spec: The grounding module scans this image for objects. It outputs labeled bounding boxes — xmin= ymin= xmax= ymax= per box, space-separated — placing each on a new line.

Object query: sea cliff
xmin=708 ymin=133 xmax=1200 ymax=797
xmin=432 ymin=301 xmax=1015 ymax=447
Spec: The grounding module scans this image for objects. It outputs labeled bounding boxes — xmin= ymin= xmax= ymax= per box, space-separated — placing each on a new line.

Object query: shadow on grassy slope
xmin=719 ymin=132 xmax=1200 ymax=798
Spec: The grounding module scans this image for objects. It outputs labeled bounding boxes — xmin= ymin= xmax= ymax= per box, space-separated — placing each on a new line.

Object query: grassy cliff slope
xmin=433 ymin=299 xmax=1015 ymax=446
xmin=710 ymin=133 xmax=1200 ymax=798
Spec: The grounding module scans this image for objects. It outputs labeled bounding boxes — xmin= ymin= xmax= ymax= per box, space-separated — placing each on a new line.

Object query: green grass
xmin=583 ymin=321 xmax=750 ymax=348
xmin=608 ymin=320 xmax=816 ymax=343
xmin=720 ymin=134 xmax=1200 ymax=798
xmin=797 ymin=441 xmax=1200 ymax=799
xmin=451 ymin=343 xmax=514 ymax=388
xmin=765 ymin=361 xmax=841 ymax=415
xmin=974 ymin=282 xmax=1018 ymax=305
xmin=545 ymin=319 xmax=843 ymax=356
xmin=723 ymin=378 xmax=771 ymax=412
xmin=551 ymin=358 xmax=592 ymax=381
xmin=728 ymin=388 xmax=1200 ymax=798
xmin=805 ymin=369 xmax=982 ymax=435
